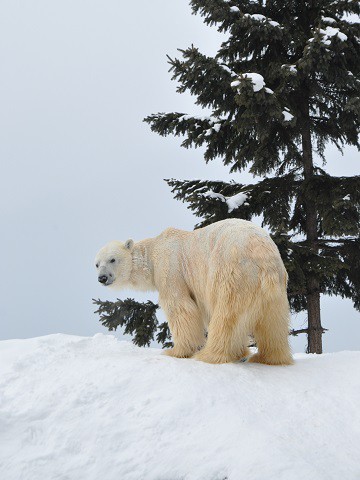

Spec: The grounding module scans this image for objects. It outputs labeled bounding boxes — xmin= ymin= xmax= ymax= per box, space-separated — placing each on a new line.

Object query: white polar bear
xmin=95 ymin=219 xmax=293 ymax=365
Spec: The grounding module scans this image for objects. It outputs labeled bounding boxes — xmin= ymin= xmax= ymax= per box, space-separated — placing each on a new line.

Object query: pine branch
xmin=92 ymin=298 xmax=165 ymax=348
xmin=290 ymin=326 xmax=328 ymax=336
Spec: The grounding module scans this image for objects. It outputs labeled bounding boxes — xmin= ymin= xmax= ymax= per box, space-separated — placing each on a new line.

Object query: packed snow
xmin=203 ymin=190 xmax=248 ymax=212
xmin=0 ymin=334 xmax=359 ymax=480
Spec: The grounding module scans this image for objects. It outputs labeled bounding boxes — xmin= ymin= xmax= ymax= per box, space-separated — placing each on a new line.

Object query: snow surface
xmin=1 ymin=334 xmax=360 ymax=480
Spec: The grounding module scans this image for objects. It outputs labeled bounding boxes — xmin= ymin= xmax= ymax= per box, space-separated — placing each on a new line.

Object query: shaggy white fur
xmin=95 ymin=219 xmax=293 ymax=365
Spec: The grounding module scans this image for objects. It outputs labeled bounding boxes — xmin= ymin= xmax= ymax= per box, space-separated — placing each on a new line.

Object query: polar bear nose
xmin=98 ymin=275 xmax=108 ymax=284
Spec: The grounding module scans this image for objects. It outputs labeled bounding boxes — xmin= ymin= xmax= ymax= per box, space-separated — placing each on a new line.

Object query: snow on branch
xmin=180 ymin=114 xmax=215 ymax=124
xmin=203 ymin=190 xmax=249 ymax=213
xmin=319 ymin=26 xmax=348 ymax=43
xmin=244 ymin=13 xmax=281 ymax=28
xmin=308 ymin=26 xmax=348 ymax=46
xmin=282 ymin=109 xmax=294 ymax=122
xmin=223 ymin=4 xmax=281 ymax=28
xmin=281 ymin=64 xmax=297 ymax=73
xmin=218 ymin=62 xmax=235 ymax=75
xmin=321 ymin=17 xmax=337 ymax=24
xmin=231 ymin=72 xmax=266 ymax=92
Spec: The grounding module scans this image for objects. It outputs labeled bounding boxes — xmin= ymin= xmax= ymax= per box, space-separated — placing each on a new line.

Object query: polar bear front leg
xmin=159 ymin=292 xmax=206 ymax=359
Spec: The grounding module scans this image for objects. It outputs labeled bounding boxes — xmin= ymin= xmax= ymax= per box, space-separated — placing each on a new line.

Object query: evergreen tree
xmin=95 ymin=0 xmax=359 ymax=353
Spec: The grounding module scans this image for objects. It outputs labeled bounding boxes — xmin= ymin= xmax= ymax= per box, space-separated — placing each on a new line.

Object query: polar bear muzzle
xmin=97 ymin=270 xmax=114 ymax=286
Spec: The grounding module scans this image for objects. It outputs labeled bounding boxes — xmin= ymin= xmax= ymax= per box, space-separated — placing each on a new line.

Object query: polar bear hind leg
xmin=193 ymin=296 xmax=253 ymax=364
xmin=248 ymin=286 xmax=293 ymax=365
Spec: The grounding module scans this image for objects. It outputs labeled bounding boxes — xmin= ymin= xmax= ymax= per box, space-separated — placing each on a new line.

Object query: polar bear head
xmin=94 ymin=239 xmax=134 ymax=289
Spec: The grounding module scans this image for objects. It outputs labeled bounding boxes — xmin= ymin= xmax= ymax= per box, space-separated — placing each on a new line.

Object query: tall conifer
xmin=96 ymin=0 xmax=360 ymax=353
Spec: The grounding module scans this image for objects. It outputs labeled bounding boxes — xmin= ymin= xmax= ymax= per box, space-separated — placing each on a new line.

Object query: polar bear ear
xmin=124 ymin=239 xmax=134 ymax=251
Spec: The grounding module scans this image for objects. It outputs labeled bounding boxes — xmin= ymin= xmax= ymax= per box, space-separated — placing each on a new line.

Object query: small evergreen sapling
xmin=93 ymin=298 xmax=172 ymax=348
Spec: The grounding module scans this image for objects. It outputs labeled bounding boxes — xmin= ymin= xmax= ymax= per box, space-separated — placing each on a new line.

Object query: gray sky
xmin=0 ymin=0 xmax=358 ymax=353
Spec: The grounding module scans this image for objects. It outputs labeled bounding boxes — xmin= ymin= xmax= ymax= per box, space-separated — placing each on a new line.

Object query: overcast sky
xmin=0 ymin=0 xmax=358 ymax=353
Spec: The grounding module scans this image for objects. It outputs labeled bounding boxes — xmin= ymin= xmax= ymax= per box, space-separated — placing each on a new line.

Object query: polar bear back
xmin=153 ymin=219 xmax=286 ymax=304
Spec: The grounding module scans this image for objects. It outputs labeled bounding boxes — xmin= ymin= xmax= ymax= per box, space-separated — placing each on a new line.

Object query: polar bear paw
xmin=192 ymin=349 xmax=234 ymax=364
xmin=163 ymin=346 xmax=195 ymax=359
xmin=193 ymin=346 xmax=251 ymax=364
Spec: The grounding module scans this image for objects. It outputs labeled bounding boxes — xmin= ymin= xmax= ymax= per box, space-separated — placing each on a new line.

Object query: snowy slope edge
xmin=0 ymin=334 xmax=359 ymax=480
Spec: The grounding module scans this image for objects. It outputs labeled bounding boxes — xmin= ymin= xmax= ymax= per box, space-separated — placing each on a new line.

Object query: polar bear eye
xmin=96 ymin=263 xmax=99 ymax=268
xmin=110 ymin=258 xmax=115 ymax=263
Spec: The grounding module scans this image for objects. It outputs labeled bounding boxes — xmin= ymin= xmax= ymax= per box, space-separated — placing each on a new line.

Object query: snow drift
xmin=0 ymin=334 xmax=359 ymax=480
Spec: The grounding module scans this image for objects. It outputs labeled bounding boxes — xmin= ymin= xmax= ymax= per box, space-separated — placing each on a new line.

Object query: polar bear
xmin=95 ymin=219 xmax=293 ymax=365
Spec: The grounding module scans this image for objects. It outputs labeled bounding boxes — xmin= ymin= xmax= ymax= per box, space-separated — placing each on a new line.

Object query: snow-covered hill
xmin=0 ymin=334 xmax=359 ymax=480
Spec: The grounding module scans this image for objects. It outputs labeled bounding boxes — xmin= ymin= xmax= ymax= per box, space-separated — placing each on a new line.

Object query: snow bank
xmin=1 ymin=334 xmax=360 ymax=480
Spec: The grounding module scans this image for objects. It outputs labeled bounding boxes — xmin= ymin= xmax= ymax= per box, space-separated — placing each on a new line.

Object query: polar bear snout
xmin=97 ymin=268 xmax=114 ymax=286
xmin=98 ymin=275 xmax=109 ymax=285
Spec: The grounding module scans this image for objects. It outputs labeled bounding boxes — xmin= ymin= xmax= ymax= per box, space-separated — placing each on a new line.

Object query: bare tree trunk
xmin=302 ymin=115 xmax=323 ymax=354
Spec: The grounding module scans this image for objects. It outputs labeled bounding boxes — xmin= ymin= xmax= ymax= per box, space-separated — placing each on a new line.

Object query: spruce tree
xmin=95 ymin=0 xmax=359 ymax=354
